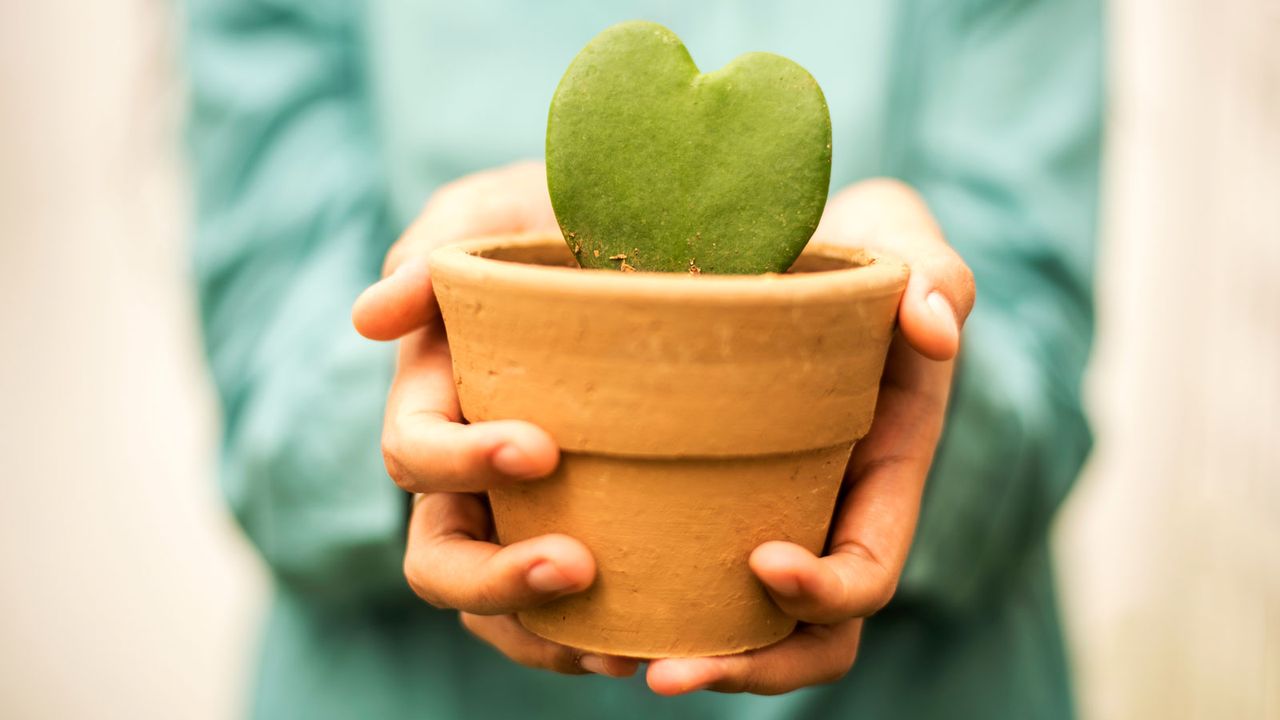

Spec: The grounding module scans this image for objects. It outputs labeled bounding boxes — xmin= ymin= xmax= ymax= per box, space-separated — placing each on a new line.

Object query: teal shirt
xmin=185 ymin=1 xmax=1102 ymax=718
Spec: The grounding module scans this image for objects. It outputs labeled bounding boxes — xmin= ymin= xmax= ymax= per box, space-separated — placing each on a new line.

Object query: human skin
xmin=352 ymin=160 xmax=975 ymax=695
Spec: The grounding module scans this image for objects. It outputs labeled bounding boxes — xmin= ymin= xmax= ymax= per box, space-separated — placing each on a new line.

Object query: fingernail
xmin=492 ymin=444 xmax=537 ymax=477
xmin=579 ymin=654 xmax=608 ymax=675
xmin=926 ymin=291 xmax=957 ymax=332
xmin=527 ymin=562 xmax=575 ymax=593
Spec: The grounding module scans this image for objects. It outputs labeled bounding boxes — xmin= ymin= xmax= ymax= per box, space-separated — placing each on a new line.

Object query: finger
xmin=384 ymin=415 xmax=561 ymax=493
xmin=817 ymin=179 xmax=976 ymax=361
xmin=895 ymin=247 xmax=974 ymax=362
xmin=646 ymin=621 xmax=861 ymax=696
xmin=862 ymin=224 xmax=973 ymax=363
xmin=405 ymin=493 xmax=595 ymax=614
xmin=460 ymin=613 xmax=640 ymax=678
xmin=749 ymin=541 xmax=895 ymax=624
xmin=352 ymin=255 xmax=438 ymax=341
xmin=381 ymin=329 xmax=559 ymax=493
xmin=751 ymin=339 xmax=951 ymax=625
xmin=802 ymin=337 xmax=952 ymax=613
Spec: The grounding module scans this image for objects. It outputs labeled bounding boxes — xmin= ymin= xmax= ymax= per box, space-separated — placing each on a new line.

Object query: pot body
xmin=431 ymin=234 xmax=907 ymax=657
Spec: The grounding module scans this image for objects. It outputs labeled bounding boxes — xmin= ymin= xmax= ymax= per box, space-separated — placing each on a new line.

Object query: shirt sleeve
xmin=886 ymin=0 xmax=1103 ymax=615
xmin=184 ymin=0 xmax=408 ymax=606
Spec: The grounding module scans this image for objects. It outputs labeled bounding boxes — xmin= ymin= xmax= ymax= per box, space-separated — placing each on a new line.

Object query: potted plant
xmin=429 ymin=21 xmax=907 ymax=658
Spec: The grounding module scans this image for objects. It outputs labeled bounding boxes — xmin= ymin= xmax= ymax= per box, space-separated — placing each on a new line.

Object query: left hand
xmin=646 ymin=178 xmax=975 ymax=695
xmin=353 ymin=162 xmax=640 ymax=680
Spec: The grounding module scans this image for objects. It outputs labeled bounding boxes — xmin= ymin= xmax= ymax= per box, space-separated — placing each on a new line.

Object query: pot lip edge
xmin=430 ymin=232 xmax=909 ymax=300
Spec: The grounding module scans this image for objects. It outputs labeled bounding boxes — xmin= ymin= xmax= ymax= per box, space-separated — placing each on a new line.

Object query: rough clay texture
xmin=431 ymin=235 xmax=907 ymax=657
xmin=546 ymin=21 xmax=832 ymax=274
xmin=493 ymin=447 xmax=850 ymax=658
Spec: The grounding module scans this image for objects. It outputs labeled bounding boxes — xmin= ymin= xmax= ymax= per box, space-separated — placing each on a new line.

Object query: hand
xmin=352 ymin=161 xmax=639 ymax=679
xmin=646 ymin=179 xmax=976 ymax=695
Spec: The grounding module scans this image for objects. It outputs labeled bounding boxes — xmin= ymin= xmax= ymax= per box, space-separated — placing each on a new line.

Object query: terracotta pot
xmin=430 ymin=233 xmax=907 ymax=658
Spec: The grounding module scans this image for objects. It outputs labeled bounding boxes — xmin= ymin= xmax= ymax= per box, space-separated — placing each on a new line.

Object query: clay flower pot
xmin=430 ymin=233 xmax=908 ymax=658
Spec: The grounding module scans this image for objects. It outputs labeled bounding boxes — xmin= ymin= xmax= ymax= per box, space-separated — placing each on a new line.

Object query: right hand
xmin=351 ymin=161 xmax=639 ymax=679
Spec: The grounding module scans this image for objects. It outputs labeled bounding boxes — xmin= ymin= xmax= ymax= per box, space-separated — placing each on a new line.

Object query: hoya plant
xmin=546 ymin=21 xmax=832 ymax=274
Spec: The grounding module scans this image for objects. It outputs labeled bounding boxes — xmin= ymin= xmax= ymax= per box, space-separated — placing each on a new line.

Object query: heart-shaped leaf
xmin=547 ymin=21 xmax=832 ymax=274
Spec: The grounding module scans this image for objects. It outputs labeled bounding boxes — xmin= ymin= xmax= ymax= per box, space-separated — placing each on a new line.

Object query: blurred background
xmin=0 ymin=1 xmax=1275 ymax=718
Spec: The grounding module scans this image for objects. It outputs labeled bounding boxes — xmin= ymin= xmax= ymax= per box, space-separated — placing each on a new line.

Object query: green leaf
xmin=547 ymin=21 xmax=832 ymax=274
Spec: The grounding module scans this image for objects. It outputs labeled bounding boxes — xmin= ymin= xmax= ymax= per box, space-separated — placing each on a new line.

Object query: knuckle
xmin=415 ymin=588 xmax=450 ymax=611
xmin=385 ymin=459 xmax=414 ymax=492
xmin=960 ymin=261 xmax=976 ymax=290
xmin=810 ymin=638 xmax=859 ymax=687
xmin=403 ymin=560 xmax=449 ymax=609
xmin=869 ymin=578 xmax=900 ymax=614
xmin=381 ymin=431 xmax=414 ymax=491
xmin=816 ymin=658 xmax=855 ymax=686
xmin=415 ymin=182 xmax=472 ymax=237
xmin=947 ymin=255 xmax=977 ymax=314
xmin=959 ymin=264 xmax=977 ymax=302
xmin=428 ymin=178 xmax=467 ymax=209
xmin=383 ymin=415 xmax=462 ymax=492
xmin=830 ymin=542 xmax=900 ymax=617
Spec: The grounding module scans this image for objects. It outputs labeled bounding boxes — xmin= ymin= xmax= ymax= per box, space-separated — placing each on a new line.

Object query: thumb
xmin=894 ymin=240 xmax=975 ymax=362
xmin=818 ymin=179 xmax=975 ymax=361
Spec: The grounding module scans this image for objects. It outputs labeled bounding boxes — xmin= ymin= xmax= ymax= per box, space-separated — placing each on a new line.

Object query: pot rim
xmin=430 ymin=233 xmax=909 ymax=303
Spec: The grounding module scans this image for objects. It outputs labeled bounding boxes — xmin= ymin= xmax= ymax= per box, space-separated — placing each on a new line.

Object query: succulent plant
xmin=546 ymin=21 xmax=832 ymax=274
